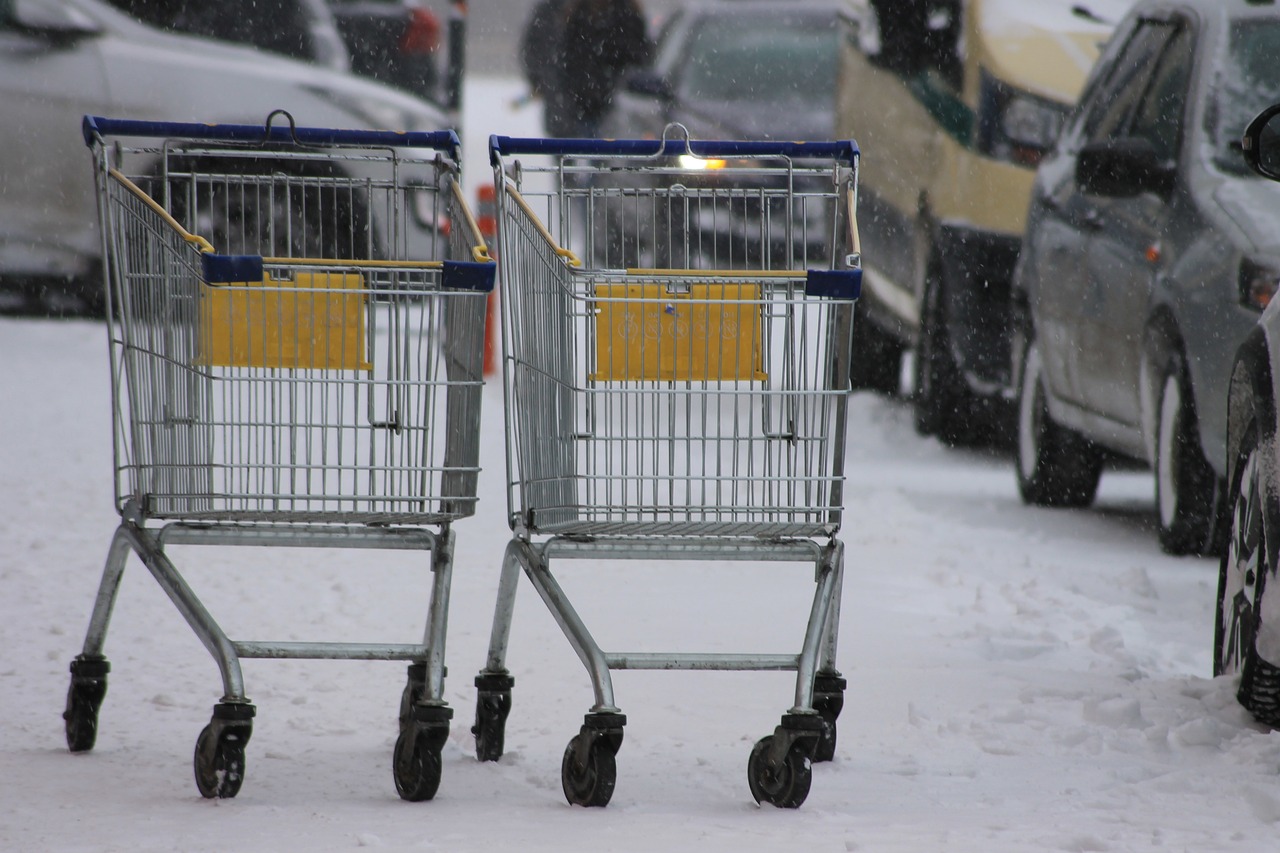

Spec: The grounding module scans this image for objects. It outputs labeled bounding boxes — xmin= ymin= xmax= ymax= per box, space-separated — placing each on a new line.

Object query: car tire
xmin=1214 ymin=414 xmax=1280 ymax=726
xmin=1015 ymin=336 xmax=1102 ymax=507
xmin=850 ymin=298 xmax=904 ymax=395
xmin=913 ymin=259 xmax=977 ymax=444
xmin=1154 ymin=352 xmax=1223 ymax=556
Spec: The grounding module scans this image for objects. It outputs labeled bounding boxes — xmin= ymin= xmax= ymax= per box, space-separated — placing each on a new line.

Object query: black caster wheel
xmin=473 ymin=690 xmax=512 ymax=762
xmin=561 ymin=733 xmax=617 ymax=807
xmin=194 ymin=724 xmax=249 ymax=799
xmin=393 ymin=728 xmax=443 ymax=802
xmin=64 ymin=657 xmax=110 ymax=753
xmin=748 ymin=735 xmax=812 ymax=809
xmin=812 ymin=674 xmax=846 ymax=763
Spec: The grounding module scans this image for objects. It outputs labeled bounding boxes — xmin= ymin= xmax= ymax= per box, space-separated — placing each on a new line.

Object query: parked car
xmin=596 ymin=0 xmax=847 ymax=269
xmin=100 ymin=0 xmax=441 ymax=103
xmin=835 ymin=0 xmax=1131 ymax=443
xmin=1012 ymin=0 xmax=1280 ymax=555
xmin=1216 ymin=102 xmax=1280 ymax=727
xmin=0 ymin=0 xmax=450 ymax=314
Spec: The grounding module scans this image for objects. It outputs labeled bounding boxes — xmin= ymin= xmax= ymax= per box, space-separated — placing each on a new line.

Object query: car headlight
xmin=977 ymin=71 xmax=1068 ymax=169
xmin=1240 ymin=256 xmax=1280 ymax=311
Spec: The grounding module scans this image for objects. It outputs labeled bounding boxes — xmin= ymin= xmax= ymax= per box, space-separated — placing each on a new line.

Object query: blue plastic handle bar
xmin=83 ymin=115 xmax=461 ymax=160
xmin=489 ymin=134 xmax=859 ymax=167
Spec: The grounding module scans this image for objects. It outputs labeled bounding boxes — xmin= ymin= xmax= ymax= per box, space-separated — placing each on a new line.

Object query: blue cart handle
xmin=489 ymin=134 xmax=859 ymax=167
xmin=83 ymin=114 xmax=461 ymax=161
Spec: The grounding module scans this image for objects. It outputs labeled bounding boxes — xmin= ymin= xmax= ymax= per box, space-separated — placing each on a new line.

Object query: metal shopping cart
xmin=66 ymin=114 xmax=495 ymax=800
xmin=473 ymin=125 xmax=861 ymax=808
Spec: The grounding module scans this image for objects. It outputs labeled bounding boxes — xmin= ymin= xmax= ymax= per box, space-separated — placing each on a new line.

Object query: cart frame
xmin=65 ymin=114 xmax=494 ymax=802
xmin=474 ymin=126 xmax=861 ymax=808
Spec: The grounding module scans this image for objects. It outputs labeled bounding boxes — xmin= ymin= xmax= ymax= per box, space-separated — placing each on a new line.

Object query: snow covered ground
xmin=3 ymin=77 xmax=1280 ymax=852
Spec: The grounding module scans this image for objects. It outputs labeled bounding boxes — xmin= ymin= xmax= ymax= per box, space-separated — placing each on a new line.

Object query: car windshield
xmin=1211 ymin=19 xmax=1280 ymax=174
xmin=677 ymin=13 xmax=838 ymax=106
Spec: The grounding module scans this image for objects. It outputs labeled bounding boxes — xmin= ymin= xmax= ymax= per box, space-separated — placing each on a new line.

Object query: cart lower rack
xmin=475 ymin=126 xmax=861 ymax=808
xmin=66 ymin=115 xmax=494 ymax=800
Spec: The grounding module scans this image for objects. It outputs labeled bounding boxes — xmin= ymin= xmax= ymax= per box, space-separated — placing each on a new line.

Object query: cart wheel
xmin=472 ymin=688 xmax=512 ymax=762
xmin=194 ymin=723 xmax=248 ymax=799
xmin=561 ymin=733 xmax=617 ymax=807
xmin=63 ymin=658 xmax=109 ymax=753
xmin=747 ymin=735 xmax=812 ymax=809
xmin=399 ymin=663 xmax=427 ymax=734
xmin=393 ymin=728 xmax=443 ymax=802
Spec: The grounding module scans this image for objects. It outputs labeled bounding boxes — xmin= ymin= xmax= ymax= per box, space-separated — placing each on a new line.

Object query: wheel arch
xmin=1226 ymin=326 xmax=1276 ymax=495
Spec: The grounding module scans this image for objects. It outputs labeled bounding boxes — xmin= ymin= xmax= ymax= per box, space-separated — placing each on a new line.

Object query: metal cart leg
xmin=748 ymin=540 xmax=845 ymax=808
xmin=812 ymin=541 xmax=846 ymax=763
xmin=472 ymin=540 xmax=523 ymax=762
xmin=394 ymin=525 xmax=456 ymax=802
xmin=63 ymin=525 xmax=132 ymax=753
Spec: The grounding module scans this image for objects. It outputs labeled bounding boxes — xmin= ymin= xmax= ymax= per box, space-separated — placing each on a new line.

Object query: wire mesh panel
xmin=492 ymin=131 xmax=862 ymax=538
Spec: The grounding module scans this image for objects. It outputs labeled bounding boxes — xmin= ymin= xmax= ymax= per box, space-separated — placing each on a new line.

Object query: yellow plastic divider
xmin=198 ymin=271 xmax=371 ymax=371
xmin=592 ymin=281 xmax=767 ymax=382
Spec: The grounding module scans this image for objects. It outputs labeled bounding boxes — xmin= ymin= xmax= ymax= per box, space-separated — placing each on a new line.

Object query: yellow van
xmin=837 ymin=0 xmax=1127 ymax=443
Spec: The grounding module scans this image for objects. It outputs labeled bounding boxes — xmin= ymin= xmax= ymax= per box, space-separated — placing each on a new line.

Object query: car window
xmin=675 ymin=13 xmax=838 ymax=105
xmin=1127 ymin=24 xmax=1193 ymax=162
xmin=1212 ymin=19 xmax=1280 ymax=175
xmin=104 ymin=0 xmax=316 ymax=62
xmin=1081 ymin=20 xmax=1177 ymax=145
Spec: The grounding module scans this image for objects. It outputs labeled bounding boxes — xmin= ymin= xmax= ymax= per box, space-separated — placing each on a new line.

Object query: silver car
xmin=1012 ymin=0 xmax=1280 ymax=555
xmin=0 ymin=0 xmax=448 ymax=313
xmin=1217 ymin=103 xmax=1280 ymax=728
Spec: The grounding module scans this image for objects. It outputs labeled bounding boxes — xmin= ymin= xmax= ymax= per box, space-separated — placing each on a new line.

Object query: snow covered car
xmin=0 ymin=0 xmax=449 ymax=313
xmin=1013 ymin=0 xmax=1280 ymax=555
xmin=1216 ymin=102 xmax=1280 ymax=727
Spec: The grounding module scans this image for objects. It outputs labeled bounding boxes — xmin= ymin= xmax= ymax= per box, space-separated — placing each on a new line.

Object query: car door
xmin=1038 ymin=18 xmax=1174 ymax=414
xmin=0 ymin=0 xmax=110 ymax=280
xmin=1077 ymin=18 xmax=1193 ymax=428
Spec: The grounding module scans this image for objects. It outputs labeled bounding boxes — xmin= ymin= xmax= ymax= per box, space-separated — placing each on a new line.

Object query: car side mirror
xmin=1076 ymin=138 xmax=1175 ymax=198
xmin=1243 ymin=103 xmax=1280 ymax=182
xmin=624 ymin=70 xmax=674 ymax=101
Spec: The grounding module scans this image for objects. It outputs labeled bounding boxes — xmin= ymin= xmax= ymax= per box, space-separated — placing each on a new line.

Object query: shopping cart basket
xmin=65 ymin=114 xmax=495 ymax=801
xmin=473 ymin=125 xmax=861 ymax=808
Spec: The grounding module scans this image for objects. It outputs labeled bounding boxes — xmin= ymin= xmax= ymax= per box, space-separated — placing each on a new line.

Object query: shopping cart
xmin=473 ymin=125 xmax=861 ymax=808
xmin=66 ymin=114 xmax=495 ymax=801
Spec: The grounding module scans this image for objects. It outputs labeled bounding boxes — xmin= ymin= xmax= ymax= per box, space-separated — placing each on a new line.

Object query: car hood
xmin=974 ymin=0 xmax=1128 ymax=104
xmin=1214 ymin=177 xmax=1280 ymax=254
xmin=676 ymin=97 xmax=835 ymax=143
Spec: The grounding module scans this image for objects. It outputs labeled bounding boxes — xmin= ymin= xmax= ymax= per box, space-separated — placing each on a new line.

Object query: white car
xmin=1217 ymin=102 xmax=1280 ymax=727
xmin=0 ymin=0 xmax=449 ymax=312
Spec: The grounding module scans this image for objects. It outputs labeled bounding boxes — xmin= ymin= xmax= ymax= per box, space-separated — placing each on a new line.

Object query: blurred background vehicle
xmin=593 ymin=0 xmax=847 ymax=269
xmin=1215 ymin=101 xmax=1280 ymax=728
xmin=835 ymin=0 xmax=1132 ymax=445
xmin=0 ymin=0 xmax=450 ymax=315
xmin=1012 ymin=0 xmax=1280 ymax=556
xmin=100 ymin=0 xmax=443 ymax=103
xmin=327 ymin=0 xmax=442 ymax=102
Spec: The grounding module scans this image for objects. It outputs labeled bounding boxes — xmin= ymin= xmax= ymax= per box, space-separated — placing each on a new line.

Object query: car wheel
xmin=1154 ymin=352 xmax=1222 ymax=555
xmin=1214 ymin=415 xmax=1280 ymax=726
xmin=850 ymin=298 xmax=904 ymax=395
xmin=913 ymin=261 xmax=976 ymax=444
xmin=1015 ymin=336 xmax=1102 ymax=507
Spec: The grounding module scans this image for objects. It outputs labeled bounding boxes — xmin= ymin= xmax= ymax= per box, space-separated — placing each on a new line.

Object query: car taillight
xmin=400 ymin=8 xmax=441 ymax=54
xmin=1240 ymin=257 xmax=1280 ymax=311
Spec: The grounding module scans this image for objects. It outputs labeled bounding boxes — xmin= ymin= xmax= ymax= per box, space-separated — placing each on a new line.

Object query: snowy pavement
xmin=2 ymin=77 xmax=1279 ymax=852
